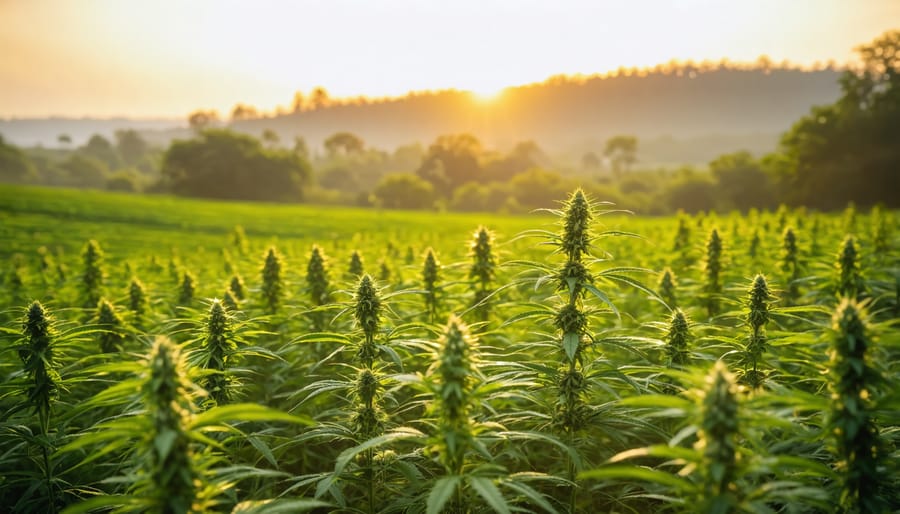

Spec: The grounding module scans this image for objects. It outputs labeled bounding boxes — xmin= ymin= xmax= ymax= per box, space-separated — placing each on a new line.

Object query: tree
xmin=291 ymin=91 xmax=305 ymax=113
xmin=188 ymin=110 xmax=220 ymax=132
xmin=57 ymin=134 xmax=72 ymax=147
xmin=161 ymin=129 xmax=311 ymax=202
xmin=484 ymin=140 xmax=545 ymax=182
xmin=778 ymin=30 xmax=900 ymax=209
xmin=604 ymin=135 xmax=638 ymax=176
xmin=372 ymin=173 xmax=435 ymax=209
xmin=261 ymin=129 xmax=280 ymax=148
xmin=230 ymin=104 xmax=259 ymax=121
xmin=114 ymin=129 xmax=149 ymax=166
xmin=81 ymin=134 xmax=121 ymax=170
xmin=416 ymin=133 xmax=483 ymax=196
xmin=60 ymin=154 xmax=108 ymax=188
xmin=581 ymin=151 xmax=601 ymax=171
xmin=309 ymin=87 xmax=331 ymax=110
xmin=0 ymin=134 xmax=37 ymax=183
xmin=293 ymin=136 xmax=309 ymax=159
xmin=709 ymin=151 xmax=775 ymax=211
xmin=324 ymin=132 xmax=364 ymax=156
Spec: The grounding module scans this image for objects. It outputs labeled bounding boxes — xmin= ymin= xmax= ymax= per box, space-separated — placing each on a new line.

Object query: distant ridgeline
xmin=1 ymin=65 xmax=841 ymax=154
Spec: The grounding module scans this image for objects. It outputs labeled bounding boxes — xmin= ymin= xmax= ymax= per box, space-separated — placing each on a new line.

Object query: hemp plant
xmin=95 ymin=298 xmax=127 ymax=353
xmin=740 ymin=274 xmax=773 ymax=389
xmin=780 ymin=227 xmax=801 ymax=305
xmin=834 ymin=236 xmax=865 ymax=300
xmin=702 ymin=228 xmax=723 ymax=318
xmin=261 ymin=246 xmax=284 ymax=314
xmin=827 ymin=299 xmax=889 ymax=513
xmin=81 ymin=239 xmax=105 ymax=308
xmin=422 ymin=247 xmax=441 ymax=323
xmin=469 ymin=226 xmax=496 ymax=323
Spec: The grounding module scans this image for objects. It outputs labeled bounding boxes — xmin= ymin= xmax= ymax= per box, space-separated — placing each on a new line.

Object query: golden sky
xmin=1 ymin=0 xmax=897 ymax=118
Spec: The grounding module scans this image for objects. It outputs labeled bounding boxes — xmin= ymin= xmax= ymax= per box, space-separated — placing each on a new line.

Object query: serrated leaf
xmin=427 ymin=476 xmax=461 ymax=514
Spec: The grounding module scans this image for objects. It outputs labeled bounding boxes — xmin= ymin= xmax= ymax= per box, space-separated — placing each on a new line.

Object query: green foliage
xmin=835 ymin=235 xmax=866 ymax=299
xmin=129 ymin=277 xmax=148 ymax=319
xmin=372 ymin=173 xmax=435 ymax=210
xmin=665 ymin=308 xmax=691 ymax=367
xmin=658 ymin=267 xmax=677 ymax=309
xmin=261 ymin=246 xmax=284 ymax=314
xmin=178 ymin=270 xmax=196 ymax=305
xmin=469 ymin=226 xmax=496 ymax=322
xmin=696 ymin=362 xmax=740 ymax=511
xmin=81 ymin=239 xmax=104 ymax=308
xmin=422 ymin=247 xmax=441 ymax=322
xmin=703 ymin=228 xmax=723 ymax=317
xmin=0 ymin=184 xmax=896 ymax=513
xmin=827 ymin=299 xmax=889 ymax=513
xmin=348 ymin=250 xmax=365 ymax=279
xmin=197 ymin=300 xmax=237 ymax=406
xmin=778 ymin=30 xmax=900 ymax=209
xmin=229 ymin=273 xmax=247 ymax=300
xmin=95 ymin=298 xmax=126 ymax=353
xmin=142 ymin=336 xmax=198 ymax=513
xmin=0 ymin=133 xmax=37 ymax=183
xmin=353 ymin=274 xmax=382 ymax=368
xmin=740 ymin=274 xmax=773 ymax=388
xmin=17 ymin=301 xmax=60 ymax=432
xmin=162 ymin=129 xmax=311 ymax=202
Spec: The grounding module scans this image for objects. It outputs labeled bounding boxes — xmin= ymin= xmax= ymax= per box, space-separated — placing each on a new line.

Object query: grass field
xmin=0 ymin=184 xmax=897 ymax=513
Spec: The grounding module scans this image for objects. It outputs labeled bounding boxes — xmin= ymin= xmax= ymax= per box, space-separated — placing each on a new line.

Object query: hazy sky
xmin=1 ymin=0 xmax=897 ymax=118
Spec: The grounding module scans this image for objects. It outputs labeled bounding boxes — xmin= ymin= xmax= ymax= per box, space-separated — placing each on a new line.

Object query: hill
xmin=1 ymin=66 xmax=841 ymax=163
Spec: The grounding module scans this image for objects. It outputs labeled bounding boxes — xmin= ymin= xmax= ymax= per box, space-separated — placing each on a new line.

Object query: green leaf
xmin=232 ymin=499 xmax=332 ymax=513
xmin=189 ymin=403 xmax=313 ymax=429
xmin=154 ymin=429 xmax=177 ymax=460
xmin=427 ymin=476 xmax=461 ymax=514
xmin=583 ymin=283 xmax=620 ymax=319
xmin=468 ymin=476 xmax=511 ymax=514
xmin=563 ymin=332 xmax=579 ymax=362
xmin=334 ymin=427 xmax=424 ymax=475
xmin=580 ymin=465 xmax=695 ymax=492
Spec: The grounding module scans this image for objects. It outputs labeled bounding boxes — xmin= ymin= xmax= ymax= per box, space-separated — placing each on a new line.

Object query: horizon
xmin=1 ymin=0 xmax=898 ymax=119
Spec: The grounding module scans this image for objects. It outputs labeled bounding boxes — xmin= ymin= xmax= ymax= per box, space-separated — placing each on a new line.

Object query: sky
xmin=1 ymin=0 xmax=897 ymax=119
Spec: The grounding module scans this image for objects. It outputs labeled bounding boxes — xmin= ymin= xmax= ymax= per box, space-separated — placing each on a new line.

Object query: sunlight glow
xmin=0 ymin=0 xmax=898 ymax=117
xmin=469 ymin=87 xmax=506 ymax=105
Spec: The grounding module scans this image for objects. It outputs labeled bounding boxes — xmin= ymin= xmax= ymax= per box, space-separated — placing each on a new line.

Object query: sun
xmin=469 ymin=85 xmax=506 ymax=104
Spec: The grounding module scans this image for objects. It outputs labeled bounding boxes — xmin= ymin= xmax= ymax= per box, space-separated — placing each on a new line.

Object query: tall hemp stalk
xmin=352 ymin=274 xmax=385 ymax=512
xmin=422 ymin=248 xmax=441 ymax=323
xmin=18 ymin=301 xmax=61 ymax=513
xmin=95 ymin=298 xmax=126 ymax=353
xmin=553 ymin=189 xmax=595 ymax=512
xmin=469 ymin=226 xmax=496 ymax=324
xmin=696 ymin=361 xmax=740 ymax=512
xmin=81 ymin=239 xmax=104 ymax=308
xmin=261 ymin=246 xmax=284 ymax=314
xmin=741 ymin=274 xmax=772 ymax=389
xmin=834 ymin=236 xmax=865 ymax=300
xmin=427 ymin=315 xmax=483 ymax=513
xmin=306 ymin=244 xmax=332 ymax=331
xmin=658 ymin=267 xmax=677 ymax=309
xmin=827 ymin=299 xmax=888 ymax=513
xmin=141 ymin=336 xmax=199 ymax=513
xmin=703 ymin=228 xmax=723 ymax=318
xmin=129 ymin=277 xmax=149 ymax=324
xmin=198 ymin=299 xmax=237 ymax=407
xmin=780 ymin=227 xmax=801 ymax=305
